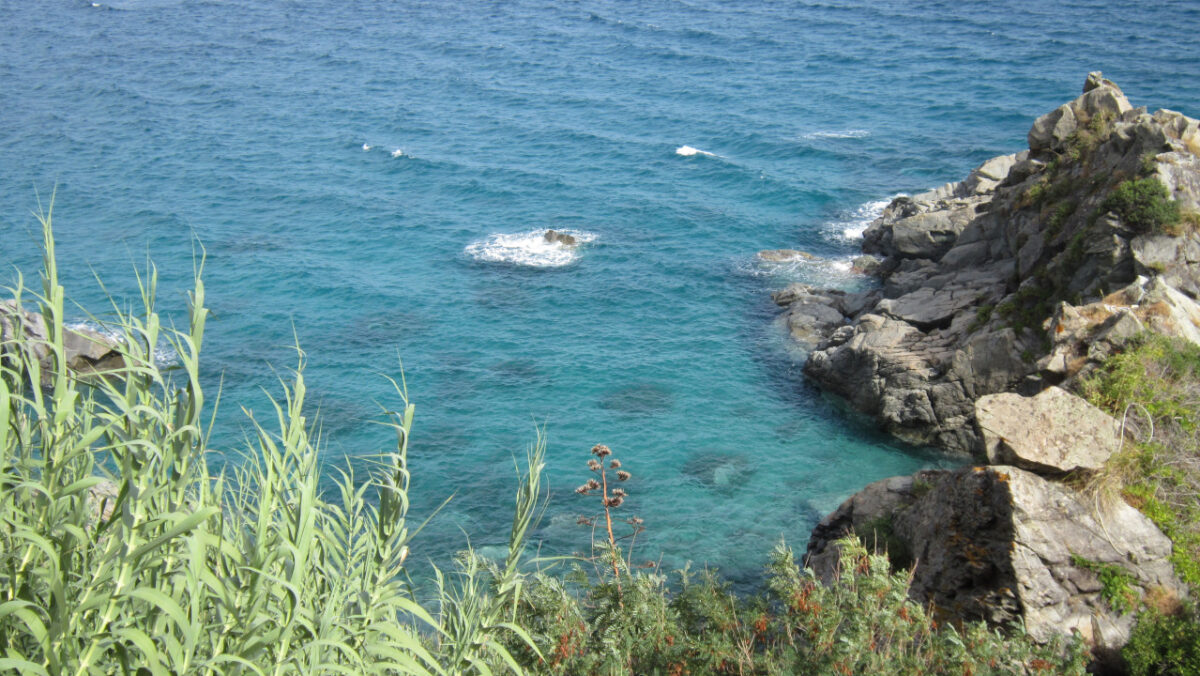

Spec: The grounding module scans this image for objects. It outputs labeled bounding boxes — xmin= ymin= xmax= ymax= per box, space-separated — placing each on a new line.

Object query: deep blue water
xmin=3 ymin=0 xmax=1199 ymax=586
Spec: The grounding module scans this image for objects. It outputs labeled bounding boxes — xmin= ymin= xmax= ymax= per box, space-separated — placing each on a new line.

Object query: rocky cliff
xmin=787 ymin=74 xmax=1200 ymax=657
xmin=777 ymin=72 xmax=1200 ymax=456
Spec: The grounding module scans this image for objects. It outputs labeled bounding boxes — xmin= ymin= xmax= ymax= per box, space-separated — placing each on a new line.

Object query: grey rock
xmin=976 ymin=387 xmax=1121 ymax=474
xmin=1029 ymin=104 xmax=1077 ymax=152
xmin=789 ymin=74 xmax=1200 ymax=456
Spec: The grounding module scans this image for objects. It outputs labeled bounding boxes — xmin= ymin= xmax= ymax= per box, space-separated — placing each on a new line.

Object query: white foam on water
xmin=675 ymin=145 xmax=717 ymax=157
xmin=391 ymin=148 xmax=404 ymax=158
xmin=801 ymin=129 xmax=871 ymax=140
xmin=362 ymin=143 xmax=371 ymax=151
xmin=828 ymin=195 xmax=903 ymax=241
xmin=464 ymin=229 xmax=597 ymax=268
xmin=737 ymin=251 xmax=858 ymax=284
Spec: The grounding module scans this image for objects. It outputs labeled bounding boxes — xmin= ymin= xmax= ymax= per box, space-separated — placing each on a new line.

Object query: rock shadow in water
xmin=598 ymin=383 xmax=674 ymax=416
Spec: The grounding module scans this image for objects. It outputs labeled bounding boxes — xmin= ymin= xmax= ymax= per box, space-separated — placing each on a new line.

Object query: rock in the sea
xmin=757 ymin=249 xmax=815 ymax=262
xmin=975 ymin=386 xmax=1121 ymax=474
xmin=850 ymin=255 xmax=883 ymax=276
xmin=0 ymin=300 xmax=125 ymax=380
xmin=543 ymin=229 xmax=578 ymax=246
xmin=807 ymin=466 xmax=1183 ymax=651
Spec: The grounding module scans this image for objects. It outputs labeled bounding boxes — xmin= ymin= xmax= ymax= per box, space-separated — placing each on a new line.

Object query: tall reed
xmin=0 ymin=205 xmax=542 ymax=674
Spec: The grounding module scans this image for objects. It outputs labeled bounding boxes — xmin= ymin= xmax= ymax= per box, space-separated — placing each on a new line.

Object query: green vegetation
xmin=1124 ymin=600 xmax=1200 ymax=676
xmin=1080 ymin=333 xmax=1200 ymax=673
xmin=0 ymin=211 xmax=1093 ymax=673
xmin=1064 ymin=110 xmax=1115 ymax=163
xmin=1069 ymin=555 xmax=1138 ymax=615
xmin=507 ymin=538 xmax=1085 ymax=675
xmin=1046 ymin=200 xmax=1077 ymax=239
xmin=969 ymin=303 xmax=995 ymax=332
xmin=996 ymin=278 xmax=1054 ymax=334
xmin=1099 ymin=178 xmax=1182 ymax=235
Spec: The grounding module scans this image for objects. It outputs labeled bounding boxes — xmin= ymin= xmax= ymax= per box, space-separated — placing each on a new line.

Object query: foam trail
xmin=802 ymin=129 xmax=871 ymax=140
xmin=676 ymin=145 xmax=717 ymax=157
xmin=465 ymin=229 xmax=597 ymax=268
xmin=391 ymin=148 xmax=404 ymax=158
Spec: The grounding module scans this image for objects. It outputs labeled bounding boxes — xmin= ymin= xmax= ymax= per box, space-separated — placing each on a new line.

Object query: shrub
xmin=1125 ymin=603 xmax=1200 ymax=676
xmin=1099 ymin=178 xmax=1181 ymax=234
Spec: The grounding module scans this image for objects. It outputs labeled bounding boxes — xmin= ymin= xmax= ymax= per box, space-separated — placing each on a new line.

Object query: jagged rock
xmin=863 ymin=200 xmax=982 ymax=261
xmin=757 ymin=249 xmax=815 ymax=262
xmin=1041 ymin=275 xmax=1200 ymax=384
xmin=543 ymin=229 xmax=577 ymax=246
xmin=976 ymin=387 xmax=1121 ymax=474
xmin=1132 ymin=231 xmax=1200 ymax=297
xmin=807 ymin=466 xmax=1184 ymax=651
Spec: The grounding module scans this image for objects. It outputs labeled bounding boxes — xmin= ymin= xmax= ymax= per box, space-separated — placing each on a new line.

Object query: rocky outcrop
xmin=807 ymin=465 xmax=1184 ymax=652
xmin=777 ymin=73 xmax=1200 ymax=455
xmin=794 ymin=75 xmax=1200 ymax=657
xmin=0 ymin=301 xmax=125 ymax=379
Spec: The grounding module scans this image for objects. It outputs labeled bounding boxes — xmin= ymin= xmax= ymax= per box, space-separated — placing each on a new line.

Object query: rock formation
xmin=777 ymin=72 xmax=1200 ymax=455
xmin=792 ymin=74 xmax=1199 ymax=656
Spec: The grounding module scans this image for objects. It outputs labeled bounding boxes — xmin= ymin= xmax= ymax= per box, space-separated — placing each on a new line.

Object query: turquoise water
xmin=3 ymin=0 xmax=1200 ymax=586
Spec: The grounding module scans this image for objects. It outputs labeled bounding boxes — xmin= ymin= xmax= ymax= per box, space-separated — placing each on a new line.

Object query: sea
xmin=2 ymin=0 xmax=1199 ymax=590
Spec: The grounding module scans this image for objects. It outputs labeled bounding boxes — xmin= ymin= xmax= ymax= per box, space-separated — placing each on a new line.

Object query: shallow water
xmin=2 ymin=0 xmax=1199 ymax=585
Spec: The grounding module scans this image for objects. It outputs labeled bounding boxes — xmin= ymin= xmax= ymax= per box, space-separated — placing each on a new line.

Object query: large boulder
xmin=975 ymin=387 xmax=1122 ymax=474
xmin=807 ymin=466 xmax=1183 ymax=651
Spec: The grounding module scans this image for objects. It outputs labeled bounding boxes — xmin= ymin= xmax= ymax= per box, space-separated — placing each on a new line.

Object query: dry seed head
xmin=587 ymin=459 xmax=601 ymax=471
xmin=586 ymin=479 xmax=601 ymax=491
xmin=591 ymin=444 xmax=612 ymax=458
xmin=604 ymin=496 xmax=624 ymax=508
xmin=612 ymin=488 xmax=627 ymax=498
xmin=616 ymin=470 xmax=631 ymax=481
xmin=575 ymin=484 xmax=591 ymax=495
xmin=609 ymin=459 xmax=621 ymax=468
xmin=626 ymin=516 xmax=643 ymax=526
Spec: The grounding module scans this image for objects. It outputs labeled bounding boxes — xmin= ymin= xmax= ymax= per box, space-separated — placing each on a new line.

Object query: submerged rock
xmin=757 ymin=249 xmax=815 ymax=262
